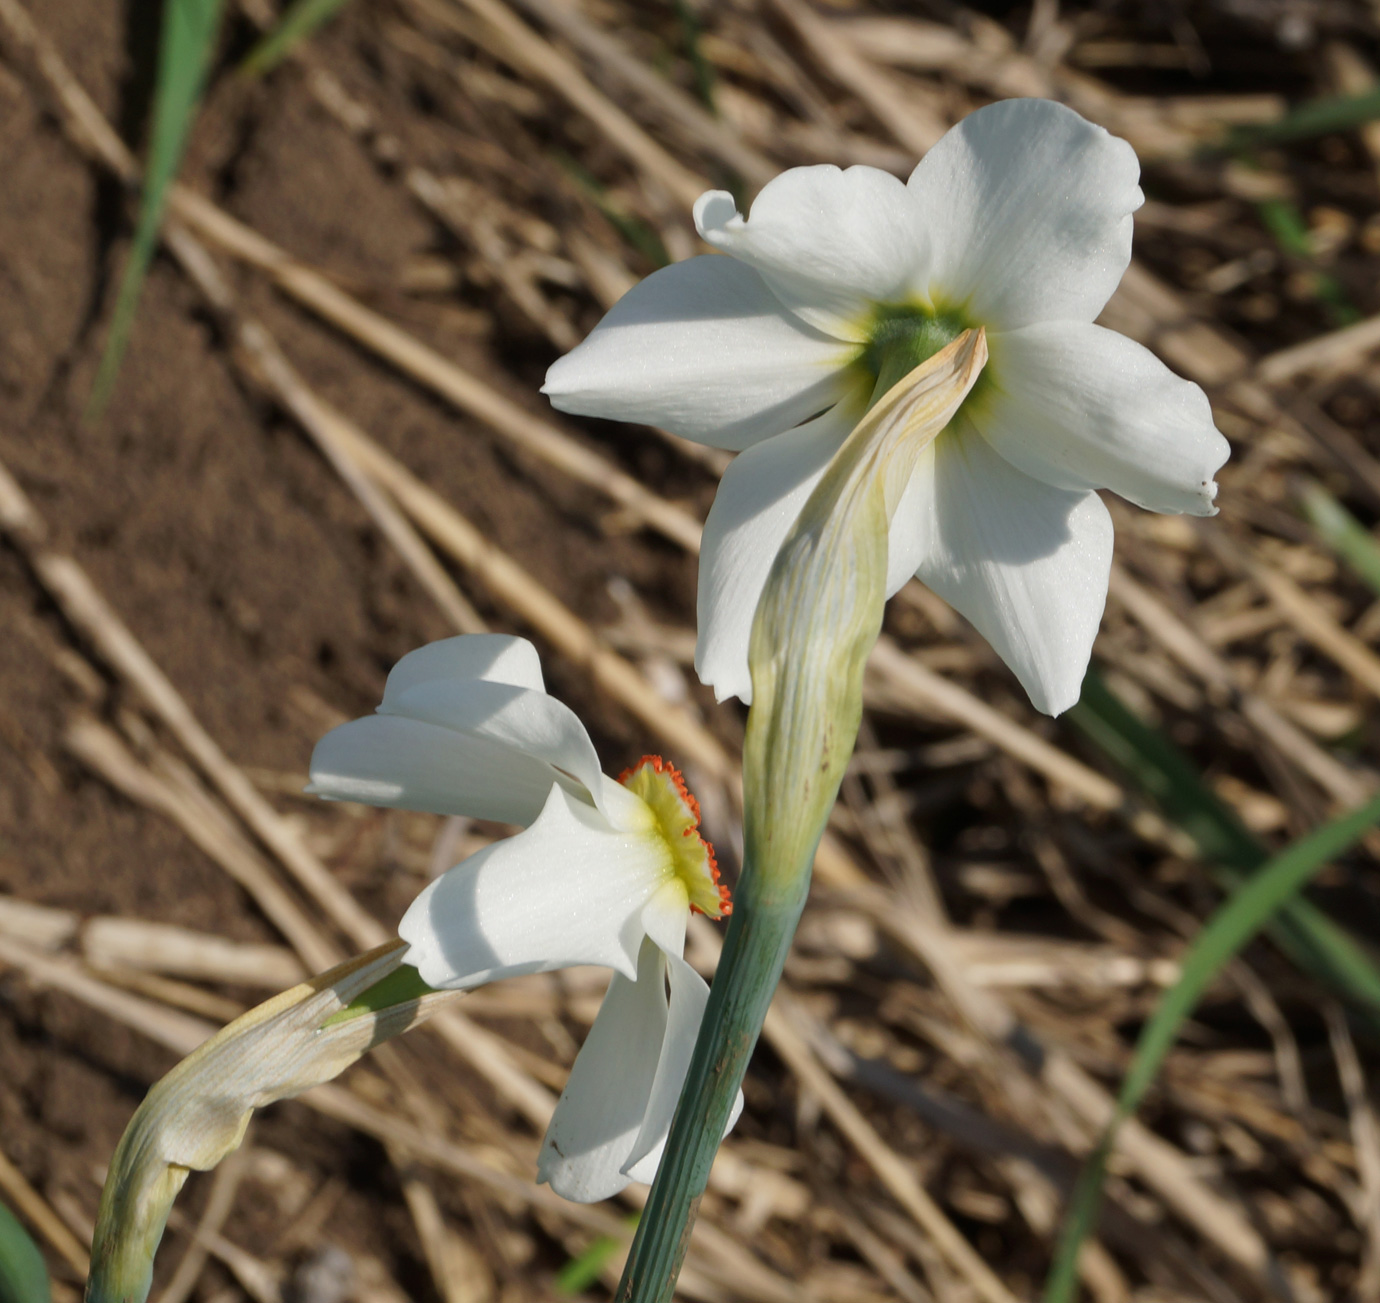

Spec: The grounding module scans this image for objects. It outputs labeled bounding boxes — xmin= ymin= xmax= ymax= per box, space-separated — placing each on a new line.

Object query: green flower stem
xmin=616 ymin=330 xmax=988 ymax=1303
xmin=613 ymin=854 xmax=812 ymax=1303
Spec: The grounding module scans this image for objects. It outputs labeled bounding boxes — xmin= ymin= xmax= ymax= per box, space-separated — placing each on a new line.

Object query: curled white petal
xmin=535 ymin=937 xmax=742 ymax=1202
xmin=309 ymin=633 xmax=611 ymax=823
xmin=909 ymin=424 xmax=1114 ymax=715
xmin=399 ymin=786 xmax=671 ymax=988
xmin=695 ymin=404 xmax=859 ymax=704
xmin=971 ymin=322 xmax=1229 ymax=516
xmin=381 ymin=634 xmax=546 ymax=699
xmin=308 ymin=713 xmax=566 ymax=826
xmin=543 ymin=255 xmax=855 ymax=451
xmin=622 ymin=952 xmax=743 ymax=1185
xmin=537 ymin=938 xmax=670 ymax=1202
xmin=694 ymin=165 xmax=930 ymax=340
xmin=382 ymin=679 xmax=606 ymax=816
xmin=908 ymin=98 xmax=1142 ymax=330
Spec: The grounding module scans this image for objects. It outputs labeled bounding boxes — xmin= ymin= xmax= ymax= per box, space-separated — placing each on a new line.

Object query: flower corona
xmin=618 ymin=755 xmax=730 ymax=918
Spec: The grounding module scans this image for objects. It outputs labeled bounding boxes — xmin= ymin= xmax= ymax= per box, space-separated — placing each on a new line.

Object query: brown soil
xmin=0 ymin=1 xmax=705 ymax=1291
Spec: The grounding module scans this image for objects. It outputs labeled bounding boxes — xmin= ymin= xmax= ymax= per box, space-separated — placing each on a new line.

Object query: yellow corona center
xmin=618 ymin=756 xmax=731 ymax=918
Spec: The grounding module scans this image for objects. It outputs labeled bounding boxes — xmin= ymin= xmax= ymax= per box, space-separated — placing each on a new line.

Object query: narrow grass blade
xmin=1256 ymin=197 xmax=1357 ymax=326
xmin=1256 ymin=195 xmax=1310 ymax=257
xmin=554 ymin=154 xmax=670 ymax=267
xmin=241 ymin=0 xmax=352 ymax=77
xmin=1072 ymin=670 xmax=1263 ymax=867
xmin=88 ymin=0 xmax=225 ymax=417
xmin=1300 ymin=479 xmax=1380 ymax=597
xmin=1071 ymin=670 xmax=1380 ymax=1016
xmin=556 ymin=1217 xmax=636 ymax=1295
xmin=674 ymin=0 xmax=717 ymax=113
xmin=1044 ymin=789 xmax=1380 ymax=1303
xmin=0 ymin=1202 xmax=49 ymax=1303
xmin=1226 ymin=87 xmax=1380 ymax=149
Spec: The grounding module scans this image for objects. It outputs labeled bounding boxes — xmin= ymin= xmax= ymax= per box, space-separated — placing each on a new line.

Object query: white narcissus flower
xmin=308 ymin=634 xmax=736 ymax=1202
xmin=543 ymin=98 xmax=1231 ymax=716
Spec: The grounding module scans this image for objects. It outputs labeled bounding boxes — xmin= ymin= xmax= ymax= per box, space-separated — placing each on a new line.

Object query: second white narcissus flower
xmin=307 ymin=634 xmax=737 ymax=1202
xmin=543 ymin=98 xmax=1231 ymax=716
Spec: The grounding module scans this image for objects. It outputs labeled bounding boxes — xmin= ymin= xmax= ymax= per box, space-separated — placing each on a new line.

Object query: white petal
xmin=622 ymin=953 xmax=743 ymax=1185
xmin=543 ymin=255 xmax=855 ymax=451
xmin=910 ymin=425 xmax=1113 ymax=715
xmin=694 ymin=166 xmax=929 ymax=339
xmin=310 ymin=634 xmax=610 ymax=823
xmin=885 ymin=466 xmax=937 ymax=599
xmin=640 ymin=880 xmax=689 ymax=958
xmin=382 ymin=678 xmax=606 ymax=815
xmin=381 ymin=634 xmax=545 ymax=700
xmin=970 ymin=322 xmax=1229 ymax=516
xmin=399 ymin=786 xmax=670 ymax=988
xmin=907 ymin=99 xmax=1142 ymax=330
xmin=537 ymin=939 xmax=668 ymax=1203
xmin=695 ymin=403 xmax=859 ymax=704
xmin=308 ymin=713 xmax=563 ymax=826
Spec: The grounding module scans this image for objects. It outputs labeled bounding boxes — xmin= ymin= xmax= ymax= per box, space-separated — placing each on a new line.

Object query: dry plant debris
xmin=1 ymin=0 xmax=1379 ymax=1301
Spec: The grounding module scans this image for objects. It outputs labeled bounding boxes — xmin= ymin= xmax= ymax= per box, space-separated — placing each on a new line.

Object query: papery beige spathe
xmin=86 ymin=942 xmax=455 ymax=1303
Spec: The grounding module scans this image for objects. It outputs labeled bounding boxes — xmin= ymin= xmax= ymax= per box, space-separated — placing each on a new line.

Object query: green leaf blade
xmin=1226 ymin=87 xmax=1380 ymax=150
xmin=1300 ymin=479 xmax=1380 ymax=598
xmin=1070 ymin=670 xmax=1380 ymax=1015
xmin=0 ymin=1202 xmax=50 ymax=1303
xmin=89 ymin=0 xmax=225 ymax=416
xmin=556 ymin=1218 xmax=636 ymax=1296
xmin=1043 ymin=778 xmax=1380 ymax=1302
xmin=240 ymin=0 xmax=354 ymax=78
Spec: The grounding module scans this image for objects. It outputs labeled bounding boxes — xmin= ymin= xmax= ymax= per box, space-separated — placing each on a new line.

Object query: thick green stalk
xmin=613 ymin=853 xmax=812 ymax=1303
xmin=615 ymin=331 xmax=987 ymax=1303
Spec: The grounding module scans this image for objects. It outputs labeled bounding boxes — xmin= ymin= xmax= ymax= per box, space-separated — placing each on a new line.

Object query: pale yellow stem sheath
xmin=86 ymin=943 xmax=459 ymax=1303
xmin=745 ymin=327 xmax=990 ymax=878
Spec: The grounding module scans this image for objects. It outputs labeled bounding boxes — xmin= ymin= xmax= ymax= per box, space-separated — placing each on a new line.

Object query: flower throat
xmin=859 ymin=303 xmax=972 ymax=406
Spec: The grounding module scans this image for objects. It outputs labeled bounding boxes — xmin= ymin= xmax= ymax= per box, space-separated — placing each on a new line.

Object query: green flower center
xmin=855 ymin=302 xmax=986 ymax=411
